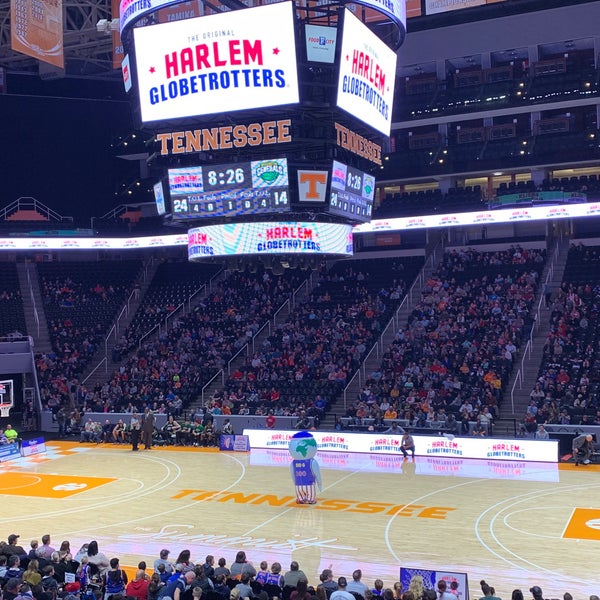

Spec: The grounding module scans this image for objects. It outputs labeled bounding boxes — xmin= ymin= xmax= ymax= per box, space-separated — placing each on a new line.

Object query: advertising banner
xmin=21 ymin=437 xmax=47 ymax=457
xmin=0 ymin=444 xmax=21 ymax=463
xmin=243 ymin=430 xmax=559 ymax=462
xmin=133 ymin=2 xmax=299 ymax=123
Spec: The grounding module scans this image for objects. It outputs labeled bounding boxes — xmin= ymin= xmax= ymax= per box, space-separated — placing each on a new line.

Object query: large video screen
xmin=336 ymin=9 xmax=398 ymax=137
xmin=329 ymin=160 xmax=375 ymax=223
xmin=168 ymin=158 xmax=290 ymax=219
xmin=132 ymin=2 xmax=300 ymax=123
xmin=188 ymin=222 xmax=353 ymax=259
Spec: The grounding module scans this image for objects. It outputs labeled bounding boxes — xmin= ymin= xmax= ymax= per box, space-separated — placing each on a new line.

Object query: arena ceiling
xmin=0 ymin=0 xmax=117 ymax=82
xmin=0 ymin=0 xmax=591 ymax=91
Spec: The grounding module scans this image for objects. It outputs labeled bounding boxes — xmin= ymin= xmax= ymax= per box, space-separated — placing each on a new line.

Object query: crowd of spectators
xmin=41 ymin=266 xmax=311 ymax=423
xmin=0 ymin=534 xmax=585 ymax=600
xmin=523 ymin=244 xmax=600 ymax=433
xmin=210 ymin=258 xmax=422 ymax=423
xmin=342 ymin=247 xmax=545 ymax=436
xmin=36 ymin=261 xmax=143 ymax=421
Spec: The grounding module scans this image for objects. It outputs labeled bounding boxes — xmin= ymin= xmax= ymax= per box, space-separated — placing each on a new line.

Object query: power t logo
xmin=133 ymin=2 xmax=299 ymax=122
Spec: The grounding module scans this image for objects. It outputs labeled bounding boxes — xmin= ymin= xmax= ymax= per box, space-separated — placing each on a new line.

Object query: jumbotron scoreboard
xmin=119 ymin=0 xmax=406 ymax=257
xmin=168 ymin=158 xmax=290 ymax=219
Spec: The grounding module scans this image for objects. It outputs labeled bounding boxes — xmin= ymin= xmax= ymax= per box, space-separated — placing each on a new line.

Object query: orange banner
xmin=112 ymin=0 xmax=124 ymax=69
xmin=11 ymin=0 xmax=64 ymax=68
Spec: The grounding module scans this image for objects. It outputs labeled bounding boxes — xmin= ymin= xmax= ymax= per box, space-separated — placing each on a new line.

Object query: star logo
xmin=149 ymin=66 xmax=156 ymax=74
xmin=273 ymin=47 xmax=280 ymax=55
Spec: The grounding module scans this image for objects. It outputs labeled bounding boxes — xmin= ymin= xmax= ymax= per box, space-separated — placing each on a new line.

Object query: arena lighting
xmin=1 ymin=201 xmax=599 ymax=251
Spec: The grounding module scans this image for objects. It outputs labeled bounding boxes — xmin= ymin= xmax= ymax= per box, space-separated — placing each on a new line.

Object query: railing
xmin=343 ymin=369 xmax=361 ymax=412
xmin=187 ymin=284 xmax=206 ymax=312
xmin=252 ymin=320 xmax=271 ymax=354
xmin=25 ymin=263 xmax=41 ymax=339
xmin=272 ymin=299 xmax=290 ymax=324
xmin=510 ymin=370 xmax=522 ymax=415
xmin=227 ymin=344 xmax=248 ymax=375
xmin=535 ymin=240 xmax=560 ymax=330
xmin=361 ymin=341 xmax=379 ymax=381
xmin=82 ymin=357 xmax=108 ymax=384
xmin=138 ymin=322 xmax=161 ymax=349
xmin=201 ymin=370 xmax=225 ymax=406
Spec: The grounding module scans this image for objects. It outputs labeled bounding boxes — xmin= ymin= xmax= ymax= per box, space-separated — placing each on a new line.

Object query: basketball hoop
xmin=0 ymin=404 xmax=11 ymax=418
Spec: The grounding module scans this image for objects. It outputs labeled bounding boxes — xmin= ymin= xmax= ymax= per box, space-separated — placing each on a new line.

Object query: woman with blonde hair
xmin=408 ymin=576 xmax=425 ymax=600
xmin=22 ymin=559 xmax=42 ymax=586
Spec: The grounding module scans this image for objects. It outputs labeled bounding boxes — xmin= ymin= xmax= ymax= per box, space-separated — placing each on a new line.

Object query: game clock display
xmin=329 ymin=160 xmax=375 ymax=223
xmin=169 ymin=158 xmax=290 ymax=219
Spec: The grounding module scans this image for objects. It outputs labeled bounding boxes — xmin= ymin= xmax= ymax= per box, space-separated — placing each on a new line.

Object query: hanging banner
xmin=11 ymin=0 xmax=64 ymax=68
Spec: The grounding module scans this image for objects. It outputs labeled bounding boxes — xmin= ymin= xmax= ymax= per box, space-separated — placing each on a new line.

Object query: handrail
xmin=227 ymin=344 xmax=248 ymax=375
xmin=510 ymin=370 xmax=522 ymax=415
xmin=292 ymin=279 xmax=308 ymax=308
xmin=138 ymin=322 xmax=160 ymax=349
xmin=187 ymin=284 xmax=206 ymax=312
xmin=273 ymin=299 xmax=289 ymax=325
xmin=201 ymin=370 xmax=225 ymax=406
xmin=165 ymin=301 xmax=185 ymax=330
xmin=82 ymin=357 xmax=108 ymax=384
xmin=343 ymin=369 xmax=361 ymax=412
xmin=252 ymin=320 xmax=271 ymax=353
xmin=105 ymin=323 xmax=116 ymax=360
xmin=25 ymin=263 xmax=41 ymax=339
xmin=361 ymin=341 xmax=379 ymax=381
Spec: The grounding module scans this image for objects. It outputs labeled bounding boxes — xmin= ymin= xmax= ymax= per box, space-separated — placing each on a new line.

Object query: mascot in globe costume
xmin=289 ymin=431 xmax=322 ymax=504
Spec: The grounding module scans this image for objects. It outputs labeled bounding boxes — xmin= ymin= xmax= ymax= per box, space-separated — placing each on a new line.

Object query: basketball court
xmin=1 ymin=441 xmax=597 ymax=599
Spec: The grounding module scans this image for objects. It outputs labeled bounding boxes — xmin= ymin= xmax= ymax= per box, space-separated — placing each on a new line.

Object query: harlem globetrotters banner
xmin=336 ymin=8 xmax=397 ymax=137
xmin=132 ymin=1 xmax=300 ymax=123
xmin=188 ymin=222 xmax=353 ymax=259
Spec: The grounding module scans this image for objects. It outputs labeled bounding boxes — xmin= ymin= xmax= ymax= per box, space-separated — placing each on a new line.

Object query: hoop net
xmin=0 ymin=404 xmax=12 ymax=418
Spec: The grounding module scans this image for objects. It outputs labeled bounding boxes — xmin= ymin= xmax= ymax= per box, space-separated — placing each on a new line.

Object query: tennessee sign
xmin=132 ymin=2 xmax=299 ymax=123
xmin=336 ymin=9 xmax=397 ymax=136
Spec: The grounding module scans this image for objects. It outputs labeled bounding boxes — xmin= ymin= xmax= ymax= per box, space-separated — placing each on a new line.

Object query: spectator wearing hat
xmin=1 ymin=534 xmax=26 ymax=561
xmin=317 ymin=569 xmax=337 ymax=596
xmin=530 ymin=587 xmax=544 ymax=600
xmin=154 ymin=549 xmax=174 ymax=575
xmin=330 ymin=578 xmax=354 ymax=600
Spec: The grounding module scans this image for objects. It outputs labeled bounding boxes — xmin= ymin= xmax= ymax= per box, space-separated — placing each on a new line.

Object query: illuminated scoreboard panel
xmin=328 ymin=160 xmax=375 ymax=223
xmin=169 ymin=158 xmax=290 ymax=219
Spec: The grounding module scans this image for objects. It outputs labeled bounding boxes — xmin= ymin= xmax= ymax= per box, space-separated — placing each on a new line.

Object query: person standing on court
xmin=141 ymin=408 xmax=156 ymax=450
xmin=130 ymin=412 xmax=141 ymax=451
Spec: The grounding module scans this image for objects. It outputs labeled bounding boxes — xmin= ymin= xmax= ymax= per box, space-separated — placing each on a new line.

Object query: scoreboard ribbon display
xmin=188 ymin=221 xmax=353 ymax=258
xmin=169 ymin=158 xmax=290 ymax=219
